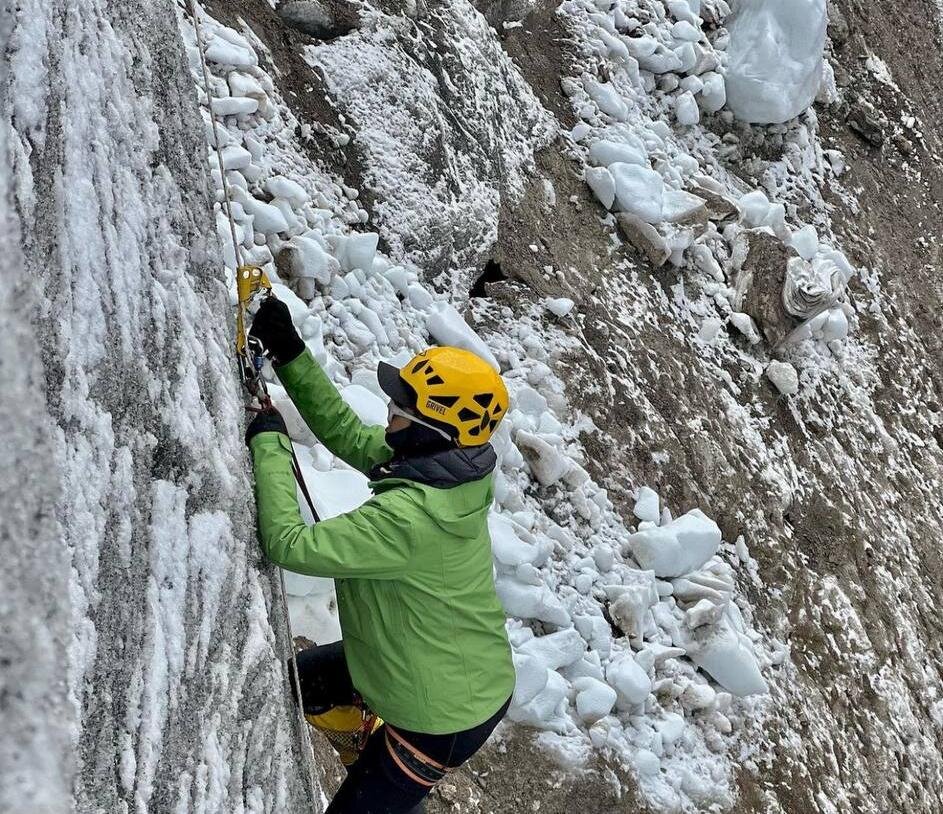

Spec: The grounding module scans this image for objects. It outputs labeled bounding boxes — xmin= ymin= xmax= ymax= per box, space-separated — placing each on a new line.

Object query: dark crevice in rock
xmin=469 ymin=258 xmax=506 ymax=298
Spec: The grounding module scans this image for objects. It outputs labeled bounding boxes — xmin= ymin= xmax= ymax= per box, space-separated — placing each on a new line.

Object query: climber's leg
xmin=326 ymin=697 xmax=510 ymax=814
xmin=287 ymin=640 xmax=356 ymax=714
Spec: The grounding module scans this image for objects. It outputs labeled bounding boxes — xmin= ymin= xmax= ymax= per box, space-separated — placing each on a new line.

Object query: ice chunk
xmin=680 ymin=681 xmax=716 ymax=712
xmin=685 ymin=598 xmax=725 ymax=628
xmin=672 ymin=568 xmax=734 ymax=605
xmin=725 ymin=0 xmax=827 ymax=124
xmin=606 ymin=652 xmax=652 ymax=705
xmin=340 ymin=384 xmax=387 ymax=426
xmin=518 ymin=629 xmax=586 ymax=671
xmin=204 ymin=35 xmax=257 ymax=68
xmin=823 ymin=307 xmax=849 ymax=342
xmin=728 ymin=311 xmax=761 ymax=344
xmin=789 ymin=225 xmax=819 ymax=260
xmin=211 ymin=96 xmax=258 ymax=116
xmin=573 ymin=677 xmax=617 ymax=724
xmin=675 ymin=91 xmax=700 ymax=126
xmin=674 ymin=42 xmax=698 ymax=72
xmin=638 ymin=48 xmax=683 ymax=74
xmin=383 ymin=266 xmax=409 ymax=294
xmin=218 ymin=144 xmax=252 ymax=171
xmin=738 ymin=189 xmax=773 ymax=228
xmin=585 ymin=78 xmax=629 ymax=121
xmin=515 ymin=388 xmax=549 ymax=418
xmin=671 ymin=20 xmax=701 ymax=42
xmin=287 ymin=589 xmax=342 ymax=645
xmin=610 ymin=163 xmax=664 ymax=223
xmin=426 ymin=303 xmax=500 ymax=371
xmin=345 ymin=232 xmax=379 ymax=273
xmin=545 ymin=297 xmax=575 ymax=318
xmin=285 ymin=235 xmax=338 ymax=285
xmin=656 ymin=712 xmax=686 ymax=748
xmin=680 ymin=75 xmax=704 ymax=94
xmin=510 ymin=653 xmax=549 ymax=707
xmin=265 ymin=175 xmax=308 ymax=207
xmin=489 ymin=514 xmax=540 ymax=567
xmin=573 ymin=614 xmax=613 ymax=660
xmin=515 ymin=431 xmax=571 ymax=487
xmin=407 ymin=283 xmax=434 ymax=310
xmin=699 ymin=71 xmax=726 ymax=113
xmin=587 ymin=138 xmax=648 ymax=168
xmin=699 ymin=316 xmax=723 ymax=343
xmin=680 ymin=618 xmax=768 ymax=696
xmin=585 ymin=166 xmax=615 ymax=209
xmin=626 ymin=510 xmax=722 ymax=578
xmin=624 ymin=35 xmax=658 ymax=59
xmin=242 ymin=196 xmax=289 ymax=234
xmin=228 ymin=70 xmax=266 ymax=102
xmin=766 ymin=360 xmax=799 ymax=395
xmin=609 ymin=582 xmax=657 ymax=643
xmin=509 ymin=670 xmax=570 ymax=732
xmin=633 ymin=749 xmax=660 ymax=777
xmin=496 ymin=576 xmax=572 ymax=627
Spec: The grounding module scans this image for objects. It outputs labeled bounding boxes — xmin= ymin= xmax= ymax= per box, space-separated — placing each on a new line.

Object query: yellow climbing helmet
xmin=377 ymin=347 xmax=509 ymax=447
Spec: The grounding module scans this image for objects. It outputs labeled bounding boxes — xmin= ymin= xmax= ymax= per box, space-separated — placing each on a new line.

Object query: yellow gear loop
xmin=306 ymin=706 xmax=383 ymax=766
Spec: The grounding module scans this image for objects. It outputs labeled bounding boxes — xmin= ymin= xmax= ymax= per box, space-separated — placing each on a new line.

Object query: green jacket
xmin=249 ymin=350 xmax=515 ymax=733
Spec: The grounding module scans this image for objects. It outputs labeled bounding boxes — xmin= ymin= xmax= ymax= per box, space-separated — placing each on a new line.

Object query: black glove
xmin=246 ymin=408 xmax=289 ymax=445
xmin=249 ymin=297 xmax=305 ymax=367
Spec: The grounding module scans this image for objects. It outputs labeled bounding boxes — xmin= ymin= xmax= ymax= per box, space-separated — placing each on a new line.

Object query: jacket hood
xmin=368 ymin=444 xmax=496 ymax=538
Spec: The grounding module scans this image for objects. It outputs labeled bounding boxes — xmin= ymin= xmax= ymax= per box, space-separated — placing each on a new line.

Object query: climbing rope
xmin=185 ymin=0 xmax=321 ymax=799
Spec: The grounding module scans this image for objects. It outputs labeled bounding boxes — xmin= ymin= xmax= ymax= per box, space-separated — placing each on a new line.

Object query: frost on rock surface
xmin=304 ymin=0 xmax=554 ymax=279
xmin=725 ymin=0 xmax=828 ymax=124
xmin=0 ymin=5 xmax=72 ymax=804
xmin=3 ymin=2 xmax=316 ymax=811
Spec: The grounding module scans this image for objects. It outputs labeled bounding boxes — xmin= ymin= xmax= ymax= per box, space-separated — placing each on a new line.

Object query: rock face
xmin=1 ymin=1 xmax=316 ymax=811
xmin=0 ymin=8 xmax=72 ymax=806
xmin=304 ymin=0 xmax=554 ymax=281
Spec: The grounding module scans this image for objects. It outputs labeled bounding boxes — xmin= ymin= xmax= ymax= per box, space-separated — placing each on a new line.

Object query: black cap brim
xmin=377 ymin=361 xmax=416 ymax=408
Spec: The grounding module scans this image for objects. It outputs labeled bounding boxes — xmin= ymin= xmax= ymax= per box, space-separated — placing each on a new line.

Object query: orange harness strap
xmin=384 ymin=726 xmax=452 ymax=787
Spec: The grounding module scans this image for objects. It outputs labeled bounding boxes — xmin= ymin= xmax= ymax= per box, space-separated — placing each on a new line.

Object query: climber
xmin=244 ymin=296 xmax=515 ymax=814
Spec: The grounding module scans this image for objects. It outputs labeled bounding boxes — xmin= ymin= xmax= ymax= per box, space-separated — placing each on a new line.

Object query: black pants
xmin=289 ymin=641 xmax=510 ymax=814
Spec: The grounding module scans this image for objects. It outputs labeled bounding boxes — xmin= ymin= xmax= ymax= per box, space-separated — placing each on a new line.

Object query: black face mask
xmin=385 ymin=422 xmax=454 ymax=456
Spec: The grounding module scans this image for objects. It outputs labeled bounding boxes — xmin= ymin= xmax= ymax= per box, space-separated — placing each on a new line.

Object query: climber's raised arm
xmin=249 ymin=296 xmax=391 ymax=474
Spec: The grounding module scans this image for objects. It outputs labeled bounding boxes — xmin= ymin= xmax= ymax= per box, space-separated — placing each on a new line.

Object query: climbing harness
xmin=185 ymin=0 xmax=321 ymax=798
xmin=385 ymin=726 xmax=453 ymax=787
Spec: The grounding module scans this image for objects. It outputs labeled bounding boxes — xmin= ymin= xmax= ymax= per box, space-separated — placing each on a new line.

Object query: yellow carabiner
xmin=235 ymin=264 xmax=272 ymax=355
